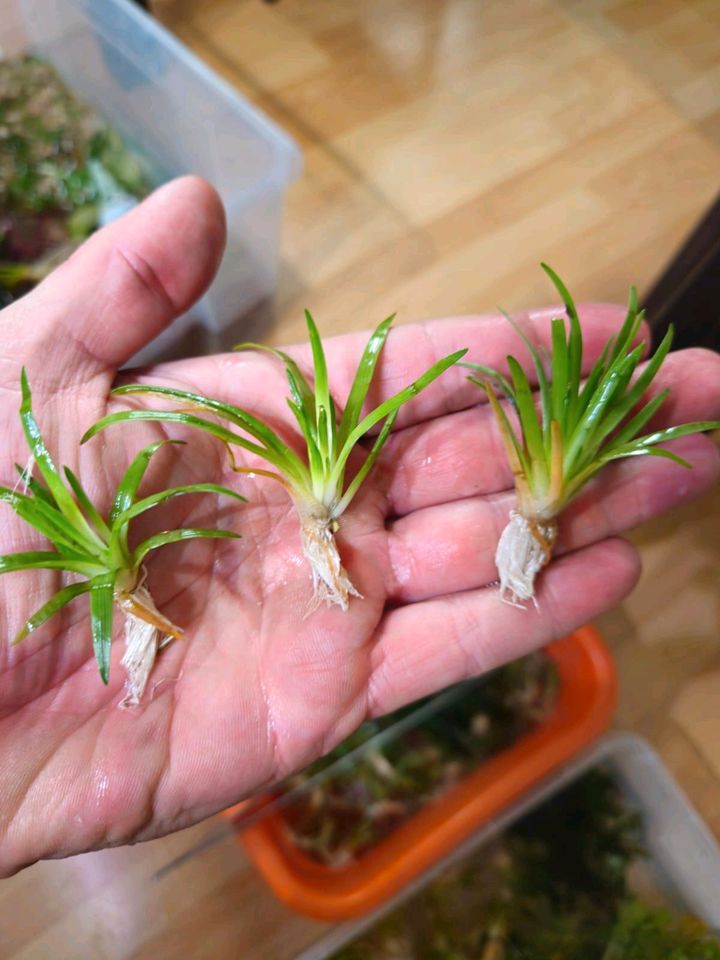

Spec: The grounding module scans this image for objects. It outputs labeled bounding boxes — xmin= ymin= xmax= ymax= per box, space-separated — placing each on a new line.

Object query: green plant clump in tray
xmin=0 ymin=54 xmax=149 ymax=300
xmin=278 ymin=653 xmax=557 ymax=866
xmin=331 ymin=770 xmax=720 ymax=960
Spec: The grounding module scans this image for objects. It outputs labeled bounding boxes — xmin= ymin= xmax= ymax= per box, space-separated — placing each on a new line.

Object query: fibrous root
xmin=495 ymin=510 xmax=557 ymax=606
xmin=297 ymin=502 xmax=361 ymax=613
xmin=116 ymin=584 xmax=183 ymax=707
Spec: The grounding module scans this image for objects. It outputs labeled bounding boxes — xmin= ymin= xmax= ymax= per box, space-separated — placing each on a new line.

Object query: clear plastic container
xmin=299 ymin=733 xmax=720 ymax=958
xmin=1 ymin=0 xmax=301 ymax=363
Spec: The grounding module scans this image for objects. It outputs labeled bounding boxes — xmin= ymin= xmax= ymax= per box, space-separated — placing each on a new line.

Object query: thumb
xmin=1 ymin=176 xmax=226 ymax=388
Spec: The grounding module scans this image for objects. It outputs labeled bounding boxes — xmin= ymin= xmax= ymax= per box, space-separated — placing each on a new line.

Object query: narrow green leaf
xmin=235 ymin=341 xmax=316 ymax=426
xmin=606 ymin=389 xmax=668 ymax=451
xmin=20 ymin=370 xmax=102 ymax=547
xmin=607 ymin=288 xmax=644 ymax=367
xmin=333 ymin=409 xmax=399 ymax=516
xmin=14 ymin=464 xmax=54 ymax=506
xmin=14 ymin=581 xmax=92 ymax=644
xmin=616 ymin=420 xmax=720 ymax=452
xmin=0 ymin=487 xmax=102 ymax=558
xmin=83 ymin=409 xmax=308 ymax=486
xmin=628 ymin=284 xmax=639 ymax=315
xmin=116 ymin=483 xmax=245 ymax=525
xmin=305 ymin=310 xmax=330 ymax=416
xmin=593 ymin=444 xmax=691 ymax=471
xmin=590 ymin=325 xmax=674 ymax=444
xmin=507 ymin=355 xmax=546 ymax=471
xmin=337 ymin=315 xmax=395 ymax=447
xmin=548 ymin=419 xmax=564 ymax=506
xmin=90 ymin=572 xmax=115 ymax=684
xmin=471 ymin=377 xmax=531 ymax=495
xmin=101 ymin=384 xmax=309 ymax=478
xmin=561 ymin=461 xmax=605 ymax=504
xmin=305 ymin=309 xmax=336 ymax=462
xmin=560 ymin=422 xmax=716 ymax=507
xmin=550 ymin=318 xmax=569 ymax=431
xmin=574 ymin=335 xmax=614 ymax=425
xmin=111 ymin=440 xmax=183 ymax=523
xmin=565 ymin=347 xmax=643 ymax=470
xmin=586 ymin=343 xmax=644 ymax=433
xmin=626 ymin=446 xmax=692 ymax=468
xmin=330 ymin=349 xmax=467 ymax=487
xmin=63 ymin=467 xmax=111 ymax=541
xmin=460 ymin=361 xmax=515 ymax=402
xmin=0 ymin=551 xmax=103 ymax=576
xmin=288 ymin=399 xmax=323 ymax=480
xmin=540 ymin=263 xmax=583 ymax=409
xmin=316 ymin=404 xmax=331 ymax=467
xmin=132 ymin=528 xmax=240 ymax=568
xmin=500 ymin=309 xmax=551 ymax=430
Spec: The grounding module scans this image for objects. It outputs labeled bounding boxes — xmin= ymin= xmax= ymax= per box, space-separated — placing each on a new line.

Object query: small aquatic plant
xmin=463 ymin=264 xmax=720 ymax=604
xmin=83 ymin=312 xmax=466 ymax=610
xmin=1 ymin=371 xmax=243 ymax=705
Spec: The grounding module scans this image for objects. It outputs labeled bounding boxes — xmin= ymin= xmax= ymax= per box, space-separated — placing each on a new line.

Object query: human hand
xmin=1 ymin=177 xmax=718 ymax=875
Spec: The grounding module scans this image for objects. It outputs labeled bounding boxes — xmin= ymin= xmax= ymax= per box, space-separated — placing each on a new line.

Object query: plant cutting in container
xmin=463 ymin=264 xmax=720 ymax=605
xmin=82 ymin=312 xmax=466 ymax=610
xmin=233 ymin=627 xmax=615 ymax=920
xmin=330 ymin=769 xmax=720 ymax=960
xmin=0 ymin=371 xmax=244 ymax=705
xmin=279 ymin=653 xmax=557 ymax=867
xmin=0 ymin=55 xmax=149 ymax=304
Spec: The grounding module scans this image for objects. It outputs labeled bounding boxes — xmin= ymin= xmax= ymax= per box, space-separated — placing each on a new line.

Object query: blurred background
xmin=2 ymin=1 xmax=720 ymax=957
xmin=151 ymin=0 xmax=720 ymax=347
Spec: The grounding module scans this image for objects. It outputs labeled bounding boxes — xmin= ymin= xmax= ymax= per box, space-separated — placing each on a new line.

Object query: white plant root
xmin=14 ymin=455 xmax=36 ymax=493
xmin=297 ymin=502 xmax=361 ymax=613
xmin=495 ymin=510 xmax=557 ymax=606
xmin=116 ymin=584 xmax=182 ymax=708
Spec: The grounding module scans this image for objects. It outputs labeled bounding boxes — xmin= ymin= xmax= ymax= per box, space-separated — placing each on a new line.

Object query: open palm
xmin=1 ymin=178 xmax=718 ymax=877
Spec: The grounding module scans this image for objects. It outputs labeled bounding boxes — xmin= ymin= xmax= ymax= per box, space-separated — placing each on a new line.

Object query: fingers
xmin=2 ymin=177 xmax=226 ymax=390
xmin=165 ymin=303 xmax=634 ymax=428
xmin=368 ymin=537 xmax=640 ymax=716
xmin=385 ymin=434 xmax=719 ymax=604
xmin=381 ymin=347 xmax=720 ymax=517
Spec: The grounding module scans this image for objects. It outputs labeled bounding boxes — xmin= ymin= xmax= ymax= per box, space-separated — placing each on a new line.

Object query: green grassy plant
xmin=83 ymin=313 xmax=466 ymax=610
xmin=463 ymin=264 xmax=720 ymax=604
xmin=1 ymin=371 xmax=243 ymax=704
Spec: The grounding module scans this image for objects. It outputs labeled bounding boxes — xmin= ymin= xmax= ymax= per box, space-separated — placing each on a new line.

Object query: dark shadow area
xmin=645 ymin=193 xmax=720 ymax=353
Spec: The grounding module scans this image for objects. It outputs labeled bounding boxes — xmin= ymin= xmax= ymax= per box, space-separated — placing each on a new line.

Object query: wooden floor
xmin=3 ymin=1 xmax=720 ymax=956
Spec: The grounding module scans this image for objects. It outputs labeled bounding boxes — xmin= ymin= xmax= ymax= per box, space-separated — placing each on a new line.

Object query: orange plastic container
xmin=228 ymin=625 xmax=616 ymax=920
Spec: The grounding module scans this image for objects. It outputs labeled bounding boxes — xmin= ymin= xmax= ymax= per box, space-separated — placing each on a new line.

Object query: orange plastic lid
xmin=228 ymin=625 xmax=616 ymax=920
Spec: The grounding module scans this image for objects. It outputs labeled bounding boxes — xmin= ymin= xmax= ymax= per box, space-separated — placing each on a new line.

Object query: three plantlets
xmin=2 ymin=272 xmax=718 ymax=702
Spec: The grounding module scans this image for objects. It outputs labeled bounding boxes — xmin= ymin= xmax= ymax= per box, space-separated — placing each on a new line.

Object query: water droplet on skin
xmin=93 ymin=772 xmax=110 ymax=808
